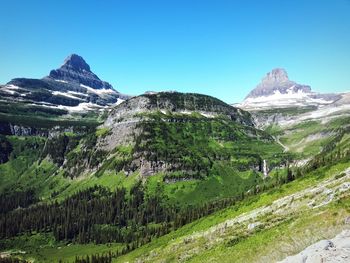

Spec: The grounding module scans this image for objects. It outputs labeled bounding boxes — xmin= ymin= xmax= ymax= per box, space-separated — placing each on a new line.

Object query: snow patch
xmin=239 ymin=91 xmax=334 ymax=109
xmin=53 ymin=79 xmax=68 ymax=83
xmin=2 ymin=84 xmax=22 ymax=95
xmin=80 ymin=84 xmax=116 ymax=95
xmin=179 ymin=110 xmax=215 ymax=118
xmin=180 ymin=110 xmax=192 ymax=115
xmin=114 ymin=98 xmax=125 ymax=106
xmin=52 ymin=91 xmax=84 ymax=100
xmin=200 ymin=112 xmax=215 ymax=118
xmin=56 ymin=102 xmax=102 ymax=112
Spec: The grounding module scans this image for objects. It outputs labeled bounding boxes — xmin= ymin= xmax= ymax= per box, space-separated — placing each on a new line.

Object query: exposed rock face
xmin=279 ymin=230 xmax=350 ymax=263
xmin=48 ymin=54 xmax=113 ymax=90
xmin=245 ymin=68 xmax=311 ymax=99
xmin=0 ymin=122 xmax=80 ymax=137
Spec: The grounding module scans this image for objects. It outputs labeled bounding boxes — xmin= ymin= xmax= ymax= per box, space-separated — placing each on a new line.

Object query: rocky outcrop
xmin=279 ymin=230 xmax=350 ymax=263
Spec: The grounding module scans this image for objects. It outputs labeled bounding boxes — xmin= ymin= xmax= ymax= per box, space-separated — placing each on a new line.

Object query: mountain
xmin=238 ymin=68 xmax=340 ymax=110
xmin=235 ymin=68 xmax=350 ymax=130
xmin=0 ymin=91 xmax=292 ymax=262
xmin=1 ymin=69 xmax=350 ymax=263
xmin=245 ymin=68 xmax=311 ymax=98
xmin=0 ymin=54 xmax=129 ymax=113
xmin=51 ymin=91 xmax=280 ymax=178
xmin=47 ymin=54 xmax=113 ymax=90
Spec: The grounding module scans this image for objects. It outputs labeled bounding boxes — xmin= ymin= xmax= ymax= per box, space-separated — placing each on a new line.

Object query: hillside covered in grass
xmin=2 ymin=91 xmax=350 ymax=263
xmin=0 ymin=92 xmax=296 ymax=262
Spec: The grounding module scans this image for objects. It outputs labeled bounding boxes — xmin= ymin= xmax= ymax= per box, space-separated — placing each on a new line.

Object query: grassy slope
xmin=1 ymin=109 xmax=285 ymax=204
xmin=268 ymin=116 xmax=350 ymax=158
xmin=189 ymin=202 xmax=349 ymax=263
xmin=115 ymin=160 xmax=350 ymax=262
xmin=5 ymin=108 xmax=350 ymax=262
xmin=146 ymin=169 xmax=260 ymax=207
xmin=1 ymin=233 xmax=124 ymax=263
xmin=2 ymin=161 xmax=348 ymax=262
xmin=0 ymin=136 xmax=139 ymax=202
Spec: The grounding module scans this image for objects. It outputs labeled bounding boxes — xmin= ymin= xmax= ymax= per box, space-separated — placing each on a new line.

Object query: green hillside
xmin=1 ymin=92 xmax=350 ymax=263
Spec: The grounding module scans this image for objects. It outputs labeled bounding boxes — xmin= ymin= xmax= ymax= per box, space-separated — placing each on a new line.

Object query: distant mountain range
xmin=0 ymin=54 xmax=129 ymax=112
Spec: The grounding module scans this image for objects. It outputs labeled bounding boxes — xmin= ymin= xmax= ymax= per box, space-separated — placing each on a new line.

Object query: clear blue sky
xmin=0 ymin=0 xmax=349 ymax=103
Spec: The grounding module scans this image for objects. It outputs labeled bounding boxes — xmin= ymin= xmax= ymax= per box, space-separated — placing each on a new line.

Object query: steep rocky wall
xmin=0 ymin=121 xmax=75 ymax=137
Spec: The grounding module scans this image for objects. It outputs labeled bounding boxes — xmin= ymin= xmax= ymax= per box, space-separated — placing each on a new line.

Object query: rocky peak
xmin=47 ymin=54 xmax=112 ymax=90
xmin=262 ymin=68 xmax=289 ymax=84
xmin=245 ymin=68 xmax=311 ymax=99
xmin=61 ymin=54 xmax=91 ymax=73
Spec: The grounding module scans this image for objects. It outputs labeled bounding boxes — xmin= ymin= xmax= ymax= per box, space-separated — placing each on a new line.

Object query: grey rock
xmin=47 ymin=54 xmax=113 ymax=90
xmin=279 ymin=231 xmax=350 ymax=263
xmin=246 ymin=68 xmax=311 ymax=99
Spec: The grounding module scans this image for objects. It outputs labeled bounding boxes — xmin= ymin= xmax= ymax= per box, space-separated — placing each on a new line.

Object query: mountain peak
xmin=47 ymin=54 xmax=113 ymax=89
xmin=245 ymin=68 xmax=311 ymax=99
xmin=62 ymin=54 xmax=91 ymax=72
xmin=262 ymin=68 xmax=289 ymax=83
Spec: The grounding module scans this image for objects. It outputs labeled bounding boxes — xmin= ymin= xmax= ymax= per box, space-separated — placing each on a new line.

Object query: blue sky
xmin=0 ymin=0 xmax=349 ymax=103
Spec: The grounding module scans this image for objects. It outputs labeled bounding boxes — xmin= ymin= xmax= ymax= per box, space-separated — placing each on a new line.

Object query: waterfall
xmin=263 ymin=159 xmax=268 ymax=178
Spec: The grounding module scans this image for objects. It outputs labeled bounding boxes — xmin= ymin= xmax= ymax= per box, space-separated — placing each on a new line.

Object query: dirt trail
xmin=274 ymin=135 xmax=289 ymax=152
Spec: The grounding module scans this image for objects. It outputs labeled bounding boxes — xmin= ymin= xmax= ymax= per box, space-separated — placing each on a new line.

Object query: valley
xmin=1 ymin=62 xmax=350 ymax=263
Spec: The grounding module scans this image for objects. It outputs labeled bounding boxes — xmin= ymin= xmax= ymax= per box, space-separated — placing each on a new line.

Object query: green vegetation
xmin=95 ymin=127 xmax=110 ymax=137
xmin=267 ymin=116 xmax=350 ymax=157
xmin=135 ymin=111 xmax=286 ymax=179
xmin=257 ymin=106 xmax=317 ymax=116
xmin=146 ymin=168 xmax=263 ymax=207
xmin=115 ymin=160 xmax=350 ymax=262
xmin=189 ymin=201 xmax=350 ymax=263
xmin=0 ymin=232 xmax=124 ymax=263
xmin=2 ymin=93 xmax=350 ymax=262
xmin=0 ymin=101 xmax=68 ymax=118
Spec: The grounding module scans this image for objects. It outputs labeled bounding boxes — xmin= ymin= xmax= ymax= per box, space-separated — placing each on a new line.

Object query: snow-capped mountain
xmin=237 ymin=68 xmax=340 ymax=110
xmin=0 ymin=54 xmax=129 ymax=112
xmin=234 ymin=68 xmax=350 ymax=128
